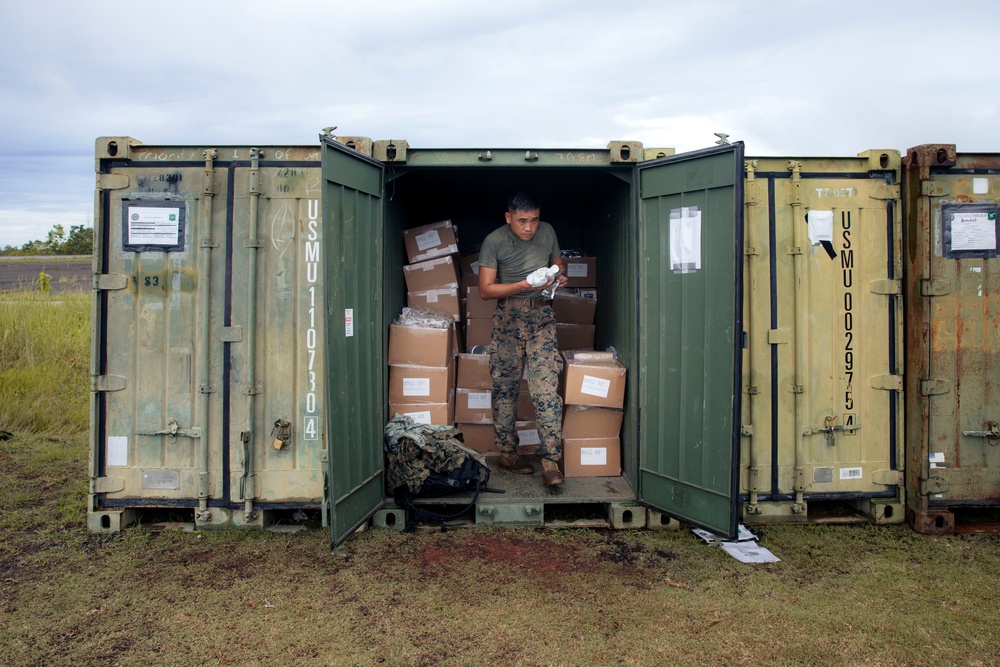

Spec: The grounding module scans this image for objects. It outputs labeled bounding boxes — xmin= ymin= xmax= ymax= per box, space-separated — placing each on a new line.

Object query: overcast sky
xmin=1 ymin=0 xmax=998 ymax=247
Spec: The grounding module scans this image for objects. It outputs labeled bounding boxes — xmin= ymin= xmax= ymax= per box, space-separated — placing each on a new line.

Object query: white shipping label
xmin=345 ymin=309 xmax=354 ymax=337
xmin=580 ymin=447 xmax=608 ymax=465
xmin=404 ymin=410 xmax=432 ymax=425
xmin=973 ymin=178 xmax=989 ymax=194
xmin=567 ymin=262 xmax=588 ymax=278
xmin=517 ymin=428 xmax=540 ymax=446
xmin=839 ymin=467 xmax=863 ymax=480
xmin=929 ymin=452 xmax=946 ymax=463
xmin=107 ymin=436 xmax=128 ymax=467
xmin=403 ymin=378 xmax=431 ymax=397
xmin=415 ymin=229 xmax=442 ymax=251
xmin=950 ymin=211 xmax=997 ymax=251
xmin=669 ymin=207 xmax=702 ymax=273
xmin=468 ymin=392 xmax=492 ymax=409
xmin=425 ymin=292 xmax=438 ymax=303
xmin=580 ymin=375 xmax=611 ymax=399
xmin=127 ymin=206 xmax=180 ymax=245
xmin=470 ymin=261 xmax=480 ymax=275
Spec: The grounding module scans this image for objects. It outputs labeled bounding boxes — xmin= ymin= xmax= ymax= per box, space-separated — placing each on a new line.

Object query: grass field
xmin=2 ymin=290 xmax=1000 ymax=666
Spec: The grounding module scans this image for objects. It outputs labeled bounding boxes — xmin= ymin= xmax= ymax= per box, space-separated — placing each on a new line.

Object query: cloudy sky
xmin=1 ymin=0 xmax=998 ymax=247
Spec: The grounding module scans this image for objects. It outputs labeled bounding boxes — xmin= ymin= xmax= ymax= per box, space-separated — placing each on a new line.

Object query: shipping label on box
xmin=553 ymin=292 xmax=597 ymax=325
xmin=466 ymin=286 xmax=497 ymax=319
xmin=561 ymin=352 xmax=627 ymax=409
xmin=455 ymin=388 xmax=493 ymax=424
xmin=407 ymin=288 xmax=460 ymax=321
xmin=388 ymin=362 xmax=455 ymax=404
xmin=404 ymin=220 xmax=459 ymax=264
xmin=389 ymin=399 xmax=455 ymax=426
xmin=563 ymin=437 xmax=621 ymax=477
xmin=457 ymin=353 xmax=492 ymax=389
xmin=460 ymin=252 xmax=481 ymax=277
xmin=556 ymin=323 xmax=595 ymax=351
xmin=563 ymin=257 xmax=597 ymax=288
xmin=403 ymin=256 xmax=459 ymax=292
xmin=388 ymin=324 xmax=455 ymax=367
xmin=562 ymin=405 xmax=623 ymax=439
xmin=515 ymin=420 xmax=540 ymax=455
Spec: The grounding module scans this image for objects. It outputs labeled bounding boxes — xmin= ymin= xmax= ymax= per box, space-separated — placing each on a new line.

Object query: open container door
xmin=321 ymin=137 xmax=386 ymax=548
xmin=637 ymin=143 xmax=745 ymax=539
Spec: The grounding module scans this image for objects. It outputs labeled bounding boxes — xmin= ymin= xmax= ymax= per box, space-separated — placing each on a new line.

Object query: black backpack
xmin=384 ymin=415 xmax=502 ymax=531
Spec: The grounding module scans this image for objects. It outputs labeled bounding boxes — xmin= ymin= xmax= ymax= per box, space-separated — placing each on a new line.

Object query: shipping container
xmin=321 ymin=134 xmax=746 ymax=547
xmin=740 ymin=151 xmax=906 ymax=524
xmin=89 ymin=138 xmax=329 ymax=532
xmin=903 ymin=145 xmax=1000 ymax=534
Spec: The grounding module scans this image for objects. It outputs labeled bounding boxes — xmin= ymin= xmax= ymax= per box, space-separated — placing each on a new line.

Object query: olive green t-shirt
xmin=478 ymin=222 xmax=561 ymax=298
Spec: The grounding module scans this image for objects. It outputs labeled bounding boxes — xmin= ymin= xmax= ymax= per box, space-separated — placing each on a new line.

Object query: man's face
xmin=505 ymin=208 xmax=541 ymax=241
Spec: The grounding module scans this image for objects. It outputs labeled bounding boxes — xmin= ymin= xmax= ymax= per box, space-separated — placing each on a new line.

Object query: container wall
xmin=741 ymin=151 xmax=905 ymax=523
xmin=904 ymin=146 xmax=1000 ymax=533
xmin=89 ymin=139 xmax=325 ymax=532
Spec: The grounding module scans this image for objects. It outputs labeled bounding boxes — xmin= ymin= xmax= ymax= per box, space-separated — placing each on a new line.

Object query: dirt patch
xmin=416 ymin=534 xmax=595 ymax=575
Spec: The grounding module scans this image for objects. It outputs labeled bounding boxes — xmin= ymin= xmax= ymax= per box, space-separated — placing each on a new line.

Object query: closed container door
xmin=321 ymin=138 xmax=386 ymax=548
xmin=638 ymin=143 xmax=744 ymax=539
xmin=906 ymin=147 xmax=1000 ymax=523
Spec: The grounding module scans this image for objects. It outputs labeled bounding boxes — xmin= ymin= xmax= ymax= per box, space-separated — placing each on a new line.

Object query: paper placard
xmin=127 ymin=206 xmax=181 ymax=246
xmin=950 ymin=211 xmax=996 ymax=251
xmin=580 ymin=447 xmax=607 ymax=465
xmin=580 ymin=375 xmax=611 ymax=399
xmin=567 ymin=262 xmax=588 ymax=278
xmin=839 ymin=467 xmax=863 ymax=480
xmin=973 ymin=178 xmax=989 ymax=194
xmin=415 ymin=229 xmax=441 ymax=251
xmin=345 ymin=309 xmax=354 ymax=337
xmin=467 ymin=392 xmax=491 ymax=409
xmin=807 ymin=210 xmax=834 ymax=245
xmin=107 ymin=436 xmax=128 ymax=467
xmin=670 ymin=207 xmax=702 ymax=273
xmin=517 ymin=428 xmax=540 ymax=446
xmin=404 ymin=410 xmax=432 ymax=425
xmin=403 ymin=378 xmax=431 ymax=397
xmin=929 ymin=452 xmax=945 ymax=463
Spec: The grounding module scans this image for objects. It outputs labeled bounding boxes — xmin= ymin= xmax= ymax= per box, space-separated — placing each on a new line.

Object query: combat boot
xmin=541 ymin=458 xmax=564 ymax=487
xmin=498 ymin=452 xmax=535 ymax=474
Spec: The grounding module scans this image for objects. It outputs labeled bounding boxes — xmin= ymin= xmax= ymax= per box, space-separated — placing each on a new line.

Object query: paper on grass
xmin=720 ymin=542 xmax=781 ymax=563
xmin=691 ymin=525 xmax=758 ymax=544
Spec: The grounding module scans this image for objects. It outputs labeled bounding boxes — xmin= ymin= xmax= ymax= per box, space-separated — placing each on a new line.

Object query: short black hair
xmin=508 ymin=192 xmax=540 ymax=214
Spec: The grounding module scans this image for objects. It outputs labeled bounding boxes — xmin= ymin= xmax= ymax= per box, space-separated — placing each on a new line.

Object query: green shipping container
xmin=322 ymin=135 xmax=746 ymax=547
xmin=903 ymin=145 xmax=1000 ymax=533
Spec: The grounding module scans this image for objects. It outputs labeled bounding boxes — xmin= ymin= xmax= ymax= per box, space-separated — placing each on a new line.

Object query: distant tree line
xmin=0 ymin=224 xmax=93 ymax=256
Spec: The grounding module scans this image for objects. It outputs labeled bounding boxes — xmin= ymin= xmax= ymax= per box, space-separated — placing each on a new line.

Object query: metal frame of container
xmin=740 ymin=151 xmax=906 ymax=524
xmin=89 ymin=138 xmax=329 ymax=532
xmin=903 ymin=145 xmax=1000 ymax=534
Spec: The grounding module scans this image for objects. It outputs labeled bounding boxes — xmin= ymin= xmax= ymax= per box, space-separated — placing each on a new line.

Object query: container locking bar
xmin=135 ymin=418 xmax=201 ymax=440
xmin=809 ymin=416 xmax=860 ymax=445
xmin=963 ymin=420 xmax=1000 ymax=442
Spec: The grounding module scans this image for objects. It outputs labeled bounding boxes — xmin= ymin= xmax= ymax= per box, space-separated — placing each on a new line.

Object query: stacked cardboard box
xmin=387 ymin=323 xmax=456 ymax=425
xmin=559 ymin=350 xmax=626 ymax=477
xmin=454 ymin=353 xmax=495 ymax=455
xmin=403 ymin=221 xmax=461 ymax=323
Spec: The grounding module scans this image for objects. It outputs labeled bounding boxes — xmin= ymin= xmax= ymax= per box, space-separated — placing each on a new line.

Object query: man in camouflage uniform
xmin=477 ymin=193 xmax=568 ymax=486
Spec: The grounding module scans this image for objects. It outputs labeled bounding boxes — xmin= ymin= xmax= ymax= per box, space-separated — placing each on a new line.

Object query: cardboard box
xmin=460 ymin=252 xmax=480 ymax=278
xmin=403 ymin=255 xmax=459 ymax=292
xmin=562 ymin=437 xmax=621 ymax=477
xmin=407 ymin=288 xmax=460 ymax=322
xmin=389 ymin=398 xmax=455 ymax=426
xmin=457 ymin=423 xmax=498 ymax=457
xmin=517 ymin=390 xmax=536 ymax=421
xmin=563 ymin=256 xmax=597 ymax=288
xmin=403 ymin=220 xmax=459 ymax=264
xmin=465 ymin=286 xmax=497 ymax=319
xmin=465 ymin=318 xmax=493 ymax=351
xmin=562 ymin=405 xmax=623 ymax=439
xmin=515 ymin=420 xmax=541 ymax=455
xmin=388 ymin=362 xmax=455 ymax=404
xmin=553 ymin=291 xmax=597 ymax=325
xmin=455 ymin=388 xmax=493 ymax=424
xmin=560 ymin=351 xmax=627 ymax=409
xmin=387 ymin=324 xmax=454 ymax=367
xmin=457 ymin=353 xmax=492 ymax=389
xmin=556 ymin=323 xmax=595 ymax=351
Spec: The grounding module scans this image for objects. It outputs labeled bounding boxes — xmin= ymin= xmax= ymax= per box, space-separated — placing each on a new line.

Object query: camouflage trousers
xmin=489 ymin=300 xmax=564 ymax=462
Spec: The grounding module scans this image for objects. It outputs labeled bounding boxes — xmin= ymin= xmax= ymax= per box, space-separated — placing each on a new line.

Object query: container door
xmin=321 ymin=138 xmax=386 ymax=548
xmin=637 ymin=143 xmax=745 ymax=539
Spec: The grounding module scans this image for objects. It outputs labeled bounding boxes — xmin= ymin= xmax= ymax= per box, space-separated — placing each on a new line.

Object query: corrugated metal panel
xmin=89 ymin=139 xmax=327 ymax=532
xmin=904 ymin=145 xmax=1000 ymax=534
xmin=741 ymin=151 xmax=905 ymax=524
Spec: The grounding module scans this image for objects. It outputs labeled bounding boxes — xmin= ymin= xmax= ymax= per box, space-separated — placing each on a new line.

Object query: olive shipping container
xmin=903 ymin=145 xmax=1000 ymax=533
xmin=740 ymin=151 xmax=906 ymax=524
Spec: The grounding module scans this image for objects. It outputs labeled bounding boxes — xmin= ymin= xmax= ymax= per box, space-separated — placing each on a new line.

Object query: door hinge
xmin=867 ymin=182 xmax=900 ymax=201
xmin=870 ymin=279 xmax=901 ymax=295
xmin=94 ymin=476 xmax=126 ymax=493
xmin=96 ymin=173 xmax=130 ymax=190
xmin=920 ymin=378 xmax=951 ymax=396
xmin=94 ymin=274 xmax=128 ymax=291
xmin=921 ymin=180 xmax=951 ymax=197
xmin=872 ymin=469 xmax=903 ymax=486
xmin=920 ymin=279 xmax=950 ymax=296
xmin=744 ymin=179 xmax=761 ymax=206
xmin=92 ymin=375 xmax=126 ymax=392
xmin=919 ymin=476 xmax=948 ymax=495
xmin=871 ymin=374 xmax=903 ymax=391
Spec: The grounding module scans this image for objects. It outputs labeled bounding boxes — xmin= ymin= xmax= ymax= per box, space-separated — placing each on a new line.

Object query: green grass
xmin=1 ymin=288 xmax=1000 ymax=666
